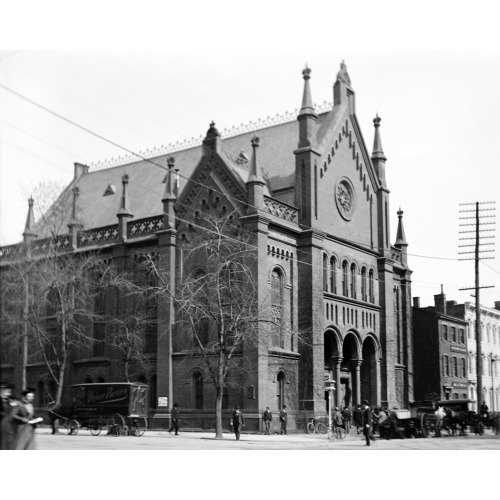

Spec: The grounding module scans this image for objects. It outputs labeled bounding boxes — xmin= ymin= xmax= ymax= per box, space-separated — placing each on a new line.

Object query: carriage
xmin=416 ymin=399 xmax=489 ymax=437
xmin=48 ymin=383 xmax=149 ymax=436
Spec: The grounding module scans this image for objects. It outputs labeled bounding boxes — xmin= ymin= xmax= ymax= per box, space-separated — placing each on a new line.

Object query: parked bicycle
xmin=307 ymin=416 xmax=327 ymax=434
xmin=328 ymin=423 xmax=347 ymax=441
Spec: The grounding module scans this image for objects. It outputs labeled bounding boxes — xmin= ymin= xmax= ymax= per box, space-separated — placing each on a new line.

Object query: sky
xmin=1 ymin=0 xmax=500 ymax=492
xmin=2 ymin=48 xmax=500 ymax=309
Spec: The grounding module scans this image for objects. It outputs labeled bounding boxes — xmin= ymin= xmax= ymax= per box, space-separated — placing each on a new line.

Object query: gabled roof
xmin=34 ymin=112 xmax=331 ymax=237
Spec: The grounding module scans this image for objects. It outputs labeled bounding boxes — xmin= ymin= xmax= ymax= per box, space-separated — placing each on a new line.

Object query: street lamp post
xmin=325 ymin=378 xmax=336 ymax=434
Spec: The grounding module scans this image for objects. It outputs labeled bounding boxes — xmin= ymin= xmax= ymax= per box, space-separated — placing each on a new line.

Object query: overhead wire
xmin=0 ymin=79 xmax=494 ymax=285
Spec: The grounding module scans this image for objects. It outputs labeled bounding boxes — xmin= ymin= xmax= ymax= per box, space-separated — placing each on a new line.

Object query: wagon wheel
xmin=89 ymin=419 xmax=102 ymax=436
xmin=132 ymin=417 xmax=147 ymax=437
xmin=475 ymin=421 xmax=485 ymax=436
xmin=420 ymin=414 xmax=431 ymax=438
xmin=67 ymin=419 xmax=79 ymax=435
xmin=110 ymin=413 xmax=128 ymax=436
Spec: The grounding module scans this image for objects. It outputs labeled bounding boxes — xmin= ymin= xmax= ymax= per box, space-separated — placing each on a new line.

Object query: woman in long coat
xmin=12 ymin=389 xmax=37 ymax=450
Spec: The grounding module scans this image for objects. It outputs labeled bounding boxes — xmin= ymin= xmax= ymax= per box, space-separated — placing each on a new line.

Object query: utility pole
xmin=459 ymin=201 xmax=495 ymax=409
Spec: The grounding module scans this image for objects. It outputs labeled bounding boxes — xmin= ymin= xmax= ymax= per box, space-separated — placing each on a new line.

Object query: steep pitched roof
xmin=34 ymin=112 xmax=331 ymax=237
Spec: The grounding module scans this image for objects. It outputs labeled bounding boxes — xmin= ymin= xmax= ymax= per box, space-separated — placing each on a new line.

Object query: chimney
xmin=434 ymin=285 xmax=446 ymax=314
xmin=495 ymin=301 xmax=500 ymax=311
xmin=413 ymin=297 xmax=420 ymax=309
xmin=74 ymin=162 xmax=90 ymax=179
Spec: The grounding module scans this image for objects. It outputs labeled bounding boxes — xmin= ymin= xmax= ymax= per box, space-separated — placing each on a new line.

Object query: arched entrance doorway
xmin=324 ymin=330 xmax=341 ymax=410
xmin=360 ymin=336 xmax=379 ymax=406
xmin=341 ymin=332 xmax=361 ymax=407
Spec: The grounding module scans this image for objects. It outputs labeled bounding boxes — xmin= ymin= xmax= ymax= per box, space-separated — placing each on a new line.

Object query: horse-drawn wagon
xmin=48 ymin=382 xmax=149 ymax=436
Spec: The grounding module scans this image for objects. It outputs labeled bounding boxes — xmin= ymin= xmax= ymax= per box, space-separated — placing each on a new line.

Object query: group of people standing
xmin=1 ymin=381 xmax=41 ymax=450
xmin=260 ymin=405 xmax=288 ymax=436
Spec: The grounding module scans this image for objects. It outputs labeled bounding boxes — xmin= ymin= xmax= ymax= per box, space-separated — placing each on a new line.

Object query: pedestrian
xmin=361 ymin=400 xmax=372 ymax=446
xmin=279 ymin=404 xmax=287 ymax=435
xmin=353 ymin=404 xmax=362 ymax=434
xmin=377 ymin=407 xmax=388 ymax=438
xmin=231 ymin=406 xmax=245 ymax=440
xmin=262 ymin=407 xmax=272 ymax=435
xmin=480 ymin=401 xmax=489 ymax=419
xmin=333 ymin=407 xmax=344 ymax=431
xmin=168 ymin=402 xmax=179 ymax=435
xmin=341 ymin=406 xmax=351 ymax=434
xmin=0 ymin=381 xmax=16 ymax=450
xmin=372 ymin=407 xmax=380 ymax=436
xmin=12 ymin=387 xmax=40 ymax=450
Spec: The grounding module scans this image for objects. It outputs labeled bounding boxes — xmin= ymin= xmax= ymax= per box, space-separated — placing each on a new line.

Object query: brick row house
xmin=0 ymin=62 xmax=414 ymax=430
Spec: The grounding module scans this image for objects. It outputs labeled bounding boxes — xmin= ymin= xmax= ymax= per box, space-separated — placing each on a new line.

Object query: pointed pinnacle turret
xmin=299 ymin=65 xmax=317 ymax=118
xmin=117 ymin=173 xmax=133 ymax=217
xmin=247 ymin=136 xmax=265 ymax=185
xmin=162 ymin=157 xmax=177 ymax=202
xmin=395 ymin=208 xmax=408 ymax=247
xmin=23 ymin=196 xmax=37 ymax=241
xmin=372 ymin=114 xmax=387 ymax=162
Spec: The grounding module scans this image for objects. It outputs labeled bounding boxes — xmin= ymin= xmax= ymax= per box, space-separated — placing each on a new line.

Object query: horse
xmin=46 ymin=401 xmax=75 ymax=434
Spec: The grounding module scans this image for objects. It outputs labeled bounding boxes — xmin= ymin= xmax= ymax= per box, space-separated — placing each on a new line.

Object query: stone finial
xmin=117 ymin=172 xmax=133 ymax=217
xmin=372 ymin=113 xmax=387 ymax=162
xmin=395 ymin=208 xmax=408 ymax=247
xmin=299 ymin=65 xmax=317 ymax=118
xmin=336 ymin=60 xmax=351 ymax=85
xmin=23 ymin=196 xmax=37 ymax=241
xmin=163 ymin=156 xmax=177 ymax=202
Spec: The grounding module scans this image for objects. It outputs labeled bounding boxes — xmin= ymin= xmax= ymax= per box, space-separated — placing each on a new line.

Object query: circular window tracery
xmin=335 ymin=177 xmax=356 ymax=221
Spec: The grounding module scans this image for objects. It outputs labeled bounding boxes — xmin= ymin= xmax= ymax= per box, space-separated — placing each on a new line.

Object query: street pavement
xmin=32 ymin=426 xmax=500 ymax=450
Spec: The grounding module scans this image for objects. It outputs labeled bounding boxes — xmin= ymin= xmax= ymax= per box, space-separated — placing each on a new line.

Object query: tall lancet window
xmin=330 ymin=257 xmax=337 ymax=294
xmin=342 ymin=261 xmax=348 ymax=297
xmin=361 ymin=267 xmax=367 ymax=301
xmin=394 ymin=286 xmax=401 ymax=364
xmin=271 ymin=269 xmax=283 ymax=348
xmin=350 ymin=263 xmax=356 ymax=299
xmin=323 ymin=254 xmax=328 ymax=292
xmin=368 ymin=269 xmax=375 ymax=304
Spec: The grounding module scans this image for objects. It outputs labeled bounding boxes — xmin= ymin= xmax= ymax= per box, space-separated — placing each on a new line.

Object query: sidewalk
xmin=35 ymin=424 xmax=364 ymax=445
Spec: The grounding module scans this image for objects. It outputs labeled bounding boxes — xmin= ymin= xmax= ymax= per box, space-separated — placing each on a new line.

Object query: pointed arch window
xmin=323 ymin=254 xmax=328 ymax=292
xmin=368 ymin=269 xmax=374 ymax=303
xmin=271 ymin=269 xmax=283 ymax=348
xmin=342 ymin=261 xmax=348 ymax=297
xmin=330 ymin=257 xmax=337 ymax=294
xmin=350 ymin=263 xmax=356 ymax=298
xmin=361 ymin=267 xmax=367 ymax=301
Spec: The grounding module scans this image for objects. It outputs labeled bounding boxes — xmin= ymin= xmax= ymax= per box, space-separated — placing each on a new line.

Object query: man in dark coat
xmin=353 ymin=404 xmax=362 ymax=434
xmin=361 ymin=400 xmax=373 ymax=446
xmin=279 ymin=404 xmax=287 ymax=435
xmin=262 ymin=407 xmax=272 ymax=435
xmin=231 ymin=406 xmax=245 ymax=440
xmin=168 ymin=402 xmax=180 ymax=435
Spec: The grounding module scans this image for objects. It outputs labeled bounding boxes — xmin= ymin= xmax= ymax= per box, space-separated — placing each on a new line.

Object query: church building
xmin=0 ymin=62 xmax=413 ymax=430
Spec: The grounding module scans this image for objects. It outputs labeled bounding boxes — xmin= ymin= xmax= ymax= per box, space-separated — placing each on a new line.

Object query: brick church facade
xmin=0 ymin=62 xmax=413 ymax=430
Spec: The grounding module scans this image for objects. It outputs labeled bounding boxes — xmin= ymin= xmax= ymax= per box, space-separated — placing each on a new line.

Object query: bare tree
xmin=150 ymin=212 xmax=298 ymax=438
xmin=0 ymin=184 xmax=107 ymax=403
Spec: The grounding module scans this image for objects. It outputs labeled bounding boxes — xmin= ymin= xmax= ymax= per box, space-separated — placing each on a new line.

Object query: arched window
xmin=323 ymin=254 xmax=328 ymax=292
xmin=97 ymin=376 xmax=106 ymax=383
xmin=350 ymin=263 xmax=356 ymax=298
xmin=361 ymin=267 xmax=367 ymax=301
xmin=222 ymin=387 xmax=229 ymax=409
xmin=342 ymin=261 xmax=348 ymax=297
xmin=84 ymin=377 xmax=93 ymax=383
xmin=271 ymin=269 xmax=283 ymax=348
xmin=368 ymin=270 xmax=374 ymax=303
xmin=277 ymin=371 xmax=285 ymax=410
xmin=193 ymin=371 xmax=203 ymax=409
xmin=330 ymin=257 xmax=337 ymax=294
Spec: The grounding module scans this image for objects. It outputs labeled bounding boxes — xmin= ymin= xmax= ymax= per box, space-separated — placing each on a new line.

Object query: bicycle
xmin=307 ymin=417 xmax=327 ymax=434
xmin=328 ymin=423 xmax=347 ymax=441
